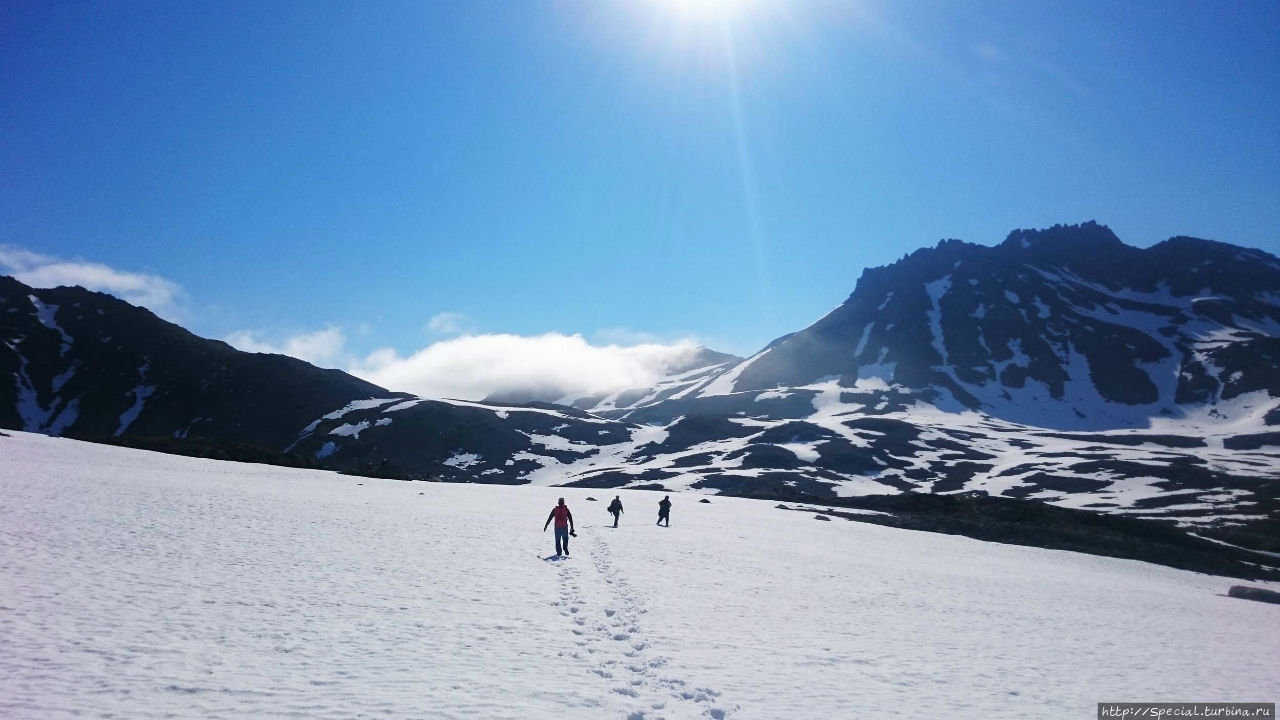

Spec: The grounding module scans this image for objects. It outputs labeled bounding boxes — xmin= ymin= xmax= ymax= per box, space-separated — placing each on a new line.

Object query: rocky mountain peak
xmin=690 ymin=224 xmax=1279 ymax=431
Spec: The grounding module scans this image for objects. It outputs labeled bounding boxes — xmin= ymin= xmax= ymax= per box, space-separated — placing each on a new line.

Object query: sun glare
xmin=652 ymin=0 xmax=760 ymax=24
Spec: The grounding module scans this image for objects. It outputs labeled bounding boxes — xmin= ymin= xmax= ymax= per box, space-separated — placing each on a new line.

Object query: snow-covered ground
xmin=2 ymin=431 xmax=1276 ymax=719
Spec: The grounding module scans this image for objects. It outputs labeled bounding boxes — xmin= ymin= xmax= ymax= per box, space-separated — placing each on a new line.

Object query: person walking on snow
xmin=657 ymin=495 xmax=672 ymax=527
xmin=543 ymin=497 xmax=576 ymax=557
xmin=607 ymin=495 xmax=624 ymax=528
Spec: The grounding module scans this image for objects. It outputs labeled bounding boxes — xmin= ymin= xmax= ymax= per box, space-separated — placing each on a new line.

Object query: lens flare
xmin=657 ymin=0 xmax=752 ymax=19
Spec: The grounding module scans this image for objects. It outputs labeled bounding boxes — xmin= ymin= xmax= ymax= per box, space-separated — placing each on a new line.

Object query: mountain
xmin=0 ymin=274 xmax=667 ymax=485
xmin=257 ymin=225 xmax=1280 ymax=549
xmin=637 ymin=221 xmax=1280 ymax=428
xmin=0 ymin=275 xmax=397 ymax=448
xmin=4 ymin=223 xmax=1279 ymax=548
xmin=283 ymin=396 xmax=653 ymax=485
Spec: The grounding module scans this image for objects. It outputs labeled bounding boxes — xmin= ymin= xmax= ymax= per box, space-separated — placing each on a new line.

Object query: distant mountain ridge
xmin=632 ymin=221 xmax=1280 ymax=430
xmin=0 ymin=275 xmax=396 ymax=448
xmin=4 ymin=223 xmax=1278 ymax=545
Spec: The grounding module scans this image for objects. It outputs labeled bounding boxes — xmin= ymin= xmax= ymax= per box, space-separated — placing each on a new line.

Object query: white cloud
xmin=1 ymin=245 xmax=716 ymax=403
xmin=225 ymin=327 xmax=347 ymax=369
xmin=0 ymin=245 xmax=186 ymax=320
xmin=350 ymin=332 xmax=704 ymax=401
xmin=426 ymin=311 xmax=473 ymax=336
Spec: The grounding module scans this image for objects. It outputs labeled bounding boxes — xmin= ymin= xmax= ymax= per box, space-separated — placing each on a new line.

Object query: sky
xmin=3 ymin=0 xmax=1278 ymax=399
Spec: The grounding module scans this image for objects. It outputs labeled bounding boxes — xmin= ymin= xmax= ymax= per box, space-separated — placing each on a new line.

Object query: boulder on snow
xmin=586 ymin=496 xmax=597 ymax=502
xmin=1228 ymin=585 xmax=1280 ymax=605
xmin=700 ymin=498 xmax=711 ymax=504
xmin=814 ymin=514 xmax=831 ymax=521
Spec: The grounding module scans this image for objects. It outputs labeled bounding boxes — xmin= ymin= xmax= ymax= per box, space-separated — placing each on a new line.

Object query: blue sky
xmin=3 ymin=0 xmax=1278 ymax=396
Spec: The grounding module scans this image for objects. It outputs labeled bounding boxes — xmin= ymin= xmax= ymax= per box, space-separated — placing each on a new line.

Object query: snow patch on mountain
xmin=45 ymin=397 xmax=80 ymax=436
xmin=384 ymin=399 xmax=423 ymax=413
xmin=925 ymin=274 xmax=954 ymax=365
xmin=697 ymin=349 xmax=770 ymax=398
xmin=579 ymin=359 xmax=736 ymax=414
xmin=444 ymin=452 xmax=482 ymax=469
xmin=521 ymin=423 xmax=670 ymax=487
xmin=855 ymin=355 xmax=896 ymax=385
xmin=287 ymin=397 xmax=403 ymax=450
xmin=324 ymin=397 xmax=401 ymax=421
xmin=441 ymin=397 xmax=613 ymax=424
xmin=114 ymin=362 xmax=155 ymax=436
xmin=851 ymin=323 xmax=875 ymax=362
xmin=28 ymin=295 xmax=73 ymax=356
xmin=521 ymin=432 xmax=595 ymax=453
xmin=329 ymin=421 xmax=371 ymax=439
xmin=51 ymin=361 xmax=78 ymax=393
xmin=10 ymin=350 xmax=46 ymax=432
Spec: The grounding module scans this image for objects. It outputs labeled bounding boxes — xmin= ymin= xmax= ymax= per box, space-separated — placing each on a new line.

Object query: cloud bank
xmin=2 ymin=244 xmax=708 ymax=402
xmin=0 ymin=245 xmax=186 ymax=320
xmin=224 ymin=324 xmax=705 ymax=402
xmin=354 ymin=332 xmax=705 ymax=402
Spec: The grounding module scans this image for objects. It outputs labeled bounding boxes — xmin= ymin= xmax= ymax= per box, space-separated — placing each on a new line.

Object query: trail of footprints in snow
xmin=550 ymin=541 xmax=731 ymax=720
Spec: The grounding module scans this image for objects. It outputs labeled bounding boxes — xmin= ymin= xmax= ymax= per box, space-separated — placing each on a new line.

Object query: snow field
xmin=1 ymin=431 xmax=1277 ymax=719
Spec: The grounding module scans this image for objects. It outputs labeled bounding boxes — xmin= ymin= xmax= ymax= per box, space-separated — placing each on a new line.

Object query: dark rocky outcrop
xmin=771 ymin=492 xmax=1280 ymax=582
xmin=1227 ymin=585 xmax=1280 ymax=604
xmin=1 ymin=275 xmax=395 ymax=447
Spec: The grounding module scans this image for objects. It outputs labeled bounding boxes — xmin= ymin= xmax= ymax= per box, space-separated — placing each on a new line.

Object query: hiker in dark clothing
xmin=607 ymin=495 xmax=624 ymax=528
xmin=543 ymin=497 xmax=575 ymax=557
xmin=657 ymin=495 xmax=671 ymax=527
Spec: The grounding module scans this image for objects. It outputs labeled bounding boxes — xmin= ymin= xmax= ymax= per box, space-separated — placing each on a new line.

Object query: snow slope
xmin=2 ymin=431 xmax=1277 ymax=719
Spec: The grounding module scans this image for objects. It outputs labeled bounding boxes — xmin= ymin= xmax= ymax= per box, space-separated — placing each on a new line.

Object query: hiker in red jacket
xmin=543 ymin=497 xmax=576 ymax=557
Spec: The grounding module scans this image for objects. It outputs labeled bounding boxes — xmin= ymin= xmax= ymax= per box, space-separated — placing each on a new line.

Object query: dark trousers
xmin=610 ymin=511 xmax=620 ymax=527
xmin=554 ymin=527 xmax=569 ymax=556
xmin=657 ymin=512 xmax=669 ymax=526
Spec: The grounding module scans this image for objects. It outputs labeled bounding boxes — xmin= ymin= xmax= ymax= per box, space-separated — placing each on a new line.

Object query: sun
xmin=651 ymin=0 xmax=760 ymax=24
